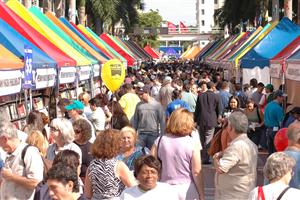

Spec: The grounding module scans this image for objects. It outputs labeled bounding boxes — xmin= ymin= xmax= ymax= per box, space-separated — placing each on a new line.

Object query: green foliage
xmin=129 ymin=10 xmax=163 ymax=48
xmin=138 ymin=9 xmax=163 ymax=28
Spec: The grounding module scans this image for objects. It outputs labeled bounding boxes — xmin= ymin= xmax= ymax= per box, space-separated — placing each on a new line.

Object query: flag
xmin=167 ymin=21 xmax=176 ymax=32
xmin=179 ymin=21 xmax=188 ymax=33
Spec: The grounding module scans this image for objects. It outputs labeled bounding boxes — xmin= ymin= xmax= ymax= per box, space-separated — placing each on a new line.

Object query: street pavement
xmin=202 ymin=151 xmax=268 ymax=199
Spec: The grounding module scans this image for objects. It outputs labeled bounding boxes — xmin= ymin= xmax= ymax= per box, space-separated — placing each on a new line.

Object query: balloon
xmin=101 ymin=59 xmax=126 ymax=92
xmin=274 ymin=128 xmax=288 ymax=152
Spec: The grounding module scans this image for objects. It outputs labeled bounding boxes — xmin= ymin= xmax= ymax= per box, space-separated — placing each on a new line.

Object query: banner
xmin=59 ymin=67 xmax=76 ymax=84
xmin=286 ymin=63 xmax=300 ymax=81
xmin=0 ymin=70 xmax=22 ymax=96
xmin=35 ymin=68 xmax=56 ymax=89
xmin=269 ymin=63 xmax=282 ymax=78
xmin=93 ymin=64 xmax=100 ymax=77
xmin=23 ymin=45 xmax=33 ymax=89
xmin=79 ymin=65 xmax=91 ymax=81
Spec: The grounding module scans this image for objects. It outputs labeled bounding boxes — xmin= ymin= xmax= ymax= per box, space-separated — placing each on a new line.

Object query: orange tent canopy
xmin=0 ymin=44 xmax=23 ymax=69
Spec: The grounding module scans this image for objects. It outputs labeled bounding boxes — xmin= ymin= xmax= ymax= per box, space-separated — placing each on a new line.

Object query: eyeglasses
xmin=74 ymin=129 xmax=82 ymax=134
xmin=50 ymin=126 xmax=59 ymax=132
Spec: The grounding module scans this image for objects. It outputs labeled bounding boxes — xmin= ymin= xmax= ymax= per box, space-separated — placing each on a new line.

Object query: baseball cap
xmin=273 ymin=90 xmax=287 ymax=98
xmin=265 ymin=84 xmax=274 ymax=90
xmin=134 ymin=82 xmax=145 ymax=88
xmin=137 ymin=86 xmax=151 ymax=94
xmin=164 ymin=76 xmax=172 ymax=82
xmin=65 ymin=100 xmax=84 ymax=111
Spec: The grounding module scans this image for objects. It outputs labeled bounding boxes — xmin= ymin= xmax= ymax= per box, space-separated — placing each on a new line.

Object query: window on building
xmin=214 ymin=0 xmax=218 ymax=4
xmin=201 ymin=9 xmax=205 ymax=15
xmin=201 ymin=0 xmax=204 ymax=4
xmin=201 ymin=20 xmax=205 ymax=26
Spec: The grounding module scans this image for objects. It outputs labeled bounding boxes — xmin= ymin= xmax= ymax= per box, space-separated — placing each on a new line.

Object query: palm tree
xmin=77 ymin=0 xmax=86 ymax=25
xmin=284 ymin=0 xmax=293 ymax=19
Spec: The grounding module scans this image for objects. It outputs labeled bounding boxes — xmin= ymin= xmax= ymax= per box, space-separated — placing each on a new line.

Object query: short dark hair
xmin=172 ymin=89 xmax=181 ymax=100
xmin=89 ymin=97 xmax=101 ymax=107
xmin=52 ymin=150 xmax=80 ymax=170
xmin=46 ymin=163 xmax=79 ymax=192
xmin=72 ymin=119 xmax=92 ymax=142
xmin=250 ymin=78 xmax=258 ymax=87
xmin=134 ymin=155 xmax=161 ymax=178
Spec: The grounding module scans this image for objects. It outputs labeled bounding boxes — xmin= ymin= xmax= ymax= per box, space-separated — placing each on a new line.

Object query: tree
xmin=130 ymin=9 xmax=162 ymax=48
xmin=77 ymin=0 xmax=86 ymax=25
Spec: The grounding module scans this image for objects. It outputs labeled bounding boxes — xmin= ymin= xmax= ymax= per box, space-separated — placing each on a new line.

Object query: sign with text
xmin=269 ymin=63 xmax=282 ymax=78
xmin=59 ymin=67 xmax=76 ymax=84
xmin=93 ymin=64 xmax=100 ymax=77
xmin=0 ymin=70 xmax=22 ymax=96
xmin=286 ymin=63 xmax=300 ymax=81
xmin=79 ymin=65 xmax=91 ymax=81
xmin=35 ymin=68 xmax=56 ymax=89
xmin=23 ymin=45 xmax=33 ymax=89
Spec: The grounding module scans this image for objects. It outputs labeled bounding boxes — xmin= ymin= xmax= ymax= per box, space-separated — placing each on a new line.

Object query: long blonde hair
xmin=26 ymin=130 xmax=49 ymax=157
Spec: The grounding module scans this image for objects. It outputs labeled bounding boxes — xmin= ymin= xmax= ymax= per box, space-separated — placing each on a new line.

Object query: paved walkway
xmin=202 ymin=151 xmax=268 ymax=199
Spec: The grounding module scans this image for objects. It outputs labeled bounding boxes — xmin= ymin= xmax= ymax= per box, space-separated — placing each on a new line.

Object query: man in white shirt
xmin=0 ymin=122 xmax=43 ymax=200
xmin=88 ymin=98 xmax=106 ymax=132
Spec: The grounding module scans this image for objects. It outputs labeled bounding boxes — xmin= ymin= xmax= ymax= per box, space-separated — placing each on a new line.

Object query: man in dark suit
xmin=194 ymin=82 xmax=222 ymax=164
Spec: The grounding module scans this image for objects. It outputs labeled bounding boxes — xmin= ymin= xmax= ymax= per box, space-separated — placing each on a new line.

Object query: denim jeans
xmin=138 ymin=132 xmax=159 ymax=150
xmin=198 ymin=126 xmax=215 ymax=163
xmin=266 ymin=127 xmax=277 ymax=154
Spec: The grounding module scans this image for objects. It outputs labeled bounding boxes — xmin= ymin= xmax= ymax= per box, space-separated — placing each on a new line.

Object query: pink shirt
xmin=155 ymin=134 xmax=195 ymax=185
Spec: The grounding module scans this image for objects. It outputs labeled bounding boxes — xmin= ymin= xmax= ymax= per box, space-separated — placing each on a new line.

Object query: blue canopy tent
xmin=0 ymin=18 xmax=57 ymax=90
xmin=164 ymin=47 xmax=180 ymax=59
xmin=59 ymin=18 xmax=110 ymax=60
xmin=240 ymin=17 xmax=300 ymax=84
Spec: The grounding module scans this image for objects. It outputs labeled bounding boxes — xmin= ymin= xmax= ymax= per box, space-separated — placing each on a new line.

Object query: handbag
xmin=208 ymin=128 xmax=222 ymax=156
xmin=208 ymin=120 xmax=229 ymax=156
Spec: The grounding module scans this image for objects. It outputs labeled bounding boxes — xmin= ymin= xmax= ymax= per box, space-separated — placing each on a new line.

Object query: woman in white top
xmin=46 ymin=118 xmax=82 ymax=163
xmin=249 ymin=152 xmax=300 ymax=200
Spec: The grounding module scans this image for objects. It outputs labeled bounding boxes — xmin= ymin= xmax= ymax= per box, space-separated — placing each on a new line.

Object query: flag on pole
xmin=167 ymin=21 xmax=177 ymax=32
xmin=179 ymin=21 xmax=188 ymax=33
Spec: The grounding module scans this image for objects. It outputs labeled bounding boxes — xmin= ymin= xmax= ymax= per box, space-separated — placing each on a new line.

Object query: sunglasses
xmin=50 ymin=126 xmax=59 ymax=132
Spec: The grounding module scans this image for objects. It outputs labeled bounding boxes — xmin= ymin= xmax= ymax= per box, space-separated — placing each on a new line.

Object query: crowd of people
xmin=0 ymin=62 xmax=300 ymax=199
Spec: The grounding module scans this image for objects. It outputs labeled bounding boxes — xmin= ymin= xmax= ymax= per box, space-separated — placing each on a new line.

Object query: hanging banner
xmin=59 ymin=67 xmax=76 ymax=84
xmin=286 ymin=63 xmax=300 ymax=81
xmin=79 ymin=65 xmax=91 ymax=81
xmin=93 ymin=64 xmax=100 ymax=77
xmin=0 ymin=70 xmax=22 ymax=96
xmin=269 ymin=63 xmax=282 ymax=78
xmin=23 ymin=45 xmax=33 ymax=89
xmin=35 ymin=68 xmax=56 ymax=89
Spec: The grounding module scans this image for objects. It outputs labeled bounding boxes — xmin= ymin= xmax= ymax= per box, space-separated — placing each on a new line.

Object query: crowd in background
xmin=0 ymin=61 xmax=300 ymax=199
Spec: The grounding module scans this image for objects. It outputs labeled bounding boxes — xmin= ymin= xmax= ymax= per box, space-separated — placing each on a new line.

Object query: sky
xmin=143 ymin=0 xmax=196 ymax=26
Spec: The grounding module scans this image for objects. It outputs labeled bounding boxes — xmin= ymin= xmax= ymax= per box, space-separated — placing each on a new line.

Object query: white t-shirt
xmin=120 ymin=182 xmax=178 ymax=200
xmin=248 ymin=182 xmax=300 ymax=200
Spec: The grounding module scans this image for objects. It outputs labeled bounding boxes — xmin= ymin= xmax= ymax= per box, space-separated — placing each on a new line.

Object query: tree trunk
xmin=23 ymin=0 xmax=32 ymax=8
xmin=54 ymin=0 xmax=64 ymax=17
xmin=284 ymin=0 xmax=293 ymax=20
xmin=95 ymin=20 xmax=103 ymax=35
xmin=272 ymin=0 xmax=279 ymax=21
xmin=68 ymin=0 xmax=76 ymax=23
xmin=78 ymin=6 xmax=86 ymax=25
xmin=42 ymin=0 xmax=52 ymax=13
xmin=298 ymin=0 xmax=300 ymax=24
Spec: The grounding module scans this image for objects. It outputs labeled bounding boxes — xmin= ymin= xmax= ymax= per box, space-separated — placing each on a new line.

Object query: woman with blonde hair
xmin=118 ymin=126 xmax=149 ymax=171
xmin=85 ymin=129 xmax=136 ymax=199
xmin=151 ymin=108 xmax=204 ymax=200
xmin=26 ymin=130 xmax=48 ymax=157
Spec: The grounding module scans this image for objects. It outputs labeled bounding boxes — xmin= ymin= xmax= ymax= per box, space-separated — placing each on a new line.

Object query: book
xmin=16 ymin=103 xmax=26 ymax=118
xmin=9 ymin=104 xmax=18 ymax=120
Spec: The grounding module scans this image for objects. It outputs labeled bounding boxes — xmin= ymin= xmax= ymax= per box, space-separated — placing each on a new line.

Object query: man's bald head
xmin=287 ymin=121 xmax=300 ymax=144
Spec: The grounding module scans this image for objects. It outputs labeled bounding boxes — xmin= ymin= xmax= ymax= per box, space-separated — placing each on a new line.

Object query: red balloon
xmin=274 ymin=128 xmax=288 ymax=151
